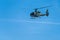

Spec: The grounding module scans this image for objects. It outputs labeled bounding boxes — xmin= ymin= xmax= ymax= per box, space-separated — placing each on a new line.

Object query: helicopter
xmin=30 ymin=6 xmax=50 ymax=18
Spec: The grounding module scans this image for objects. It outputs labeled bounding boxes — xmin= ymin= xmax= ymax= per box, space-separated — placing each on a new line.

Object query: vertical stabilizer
xmin=46 ymin=9 xmax=49 ymax=16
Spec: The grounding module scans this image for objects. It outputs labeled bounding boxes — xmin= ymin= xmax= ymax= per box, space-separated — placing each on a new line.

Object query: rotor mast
xmin=35 ymin=9 xmax=38 ymax=12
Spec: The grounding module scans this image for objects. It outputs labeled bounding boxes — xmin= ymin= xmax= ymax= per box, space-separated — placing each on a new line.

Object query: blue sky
xmin=0 ymin=0 xmax=60 ymax=40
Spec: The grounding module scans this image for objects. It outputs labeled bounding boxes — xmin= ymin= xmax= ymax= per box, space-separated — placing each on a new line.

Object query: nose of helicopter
xmin=30 ymin=12 xmax=39 ymax=17
xmin=30 ymin=12 xmax=34 ymax=17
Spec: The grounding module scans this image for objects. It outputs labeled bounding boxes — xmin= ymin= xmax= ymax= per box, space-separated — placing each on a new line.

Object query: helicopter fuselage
xmin=30 ymin=12 xmax=46 ymax=17
xmin=30 ymin=9 xmax=49 ymax=17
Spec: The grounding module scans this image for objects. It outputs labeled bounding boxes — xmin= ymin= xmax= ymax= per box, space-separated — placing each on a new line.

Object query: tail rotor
xmin=46 ymin=9 xmax=49 ymax=16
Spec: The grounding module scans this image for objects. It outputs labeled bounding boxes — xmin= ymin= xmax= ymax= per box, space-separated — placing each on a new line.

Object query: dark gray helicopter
xmin=30 ymin=6 xmax=50 ymax=17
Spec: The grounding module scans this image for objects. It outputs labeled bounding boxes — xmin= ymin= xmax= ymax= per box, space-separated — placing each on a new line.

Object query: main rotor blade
xmin=34 ymin=6 xmax=52 ymax=10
